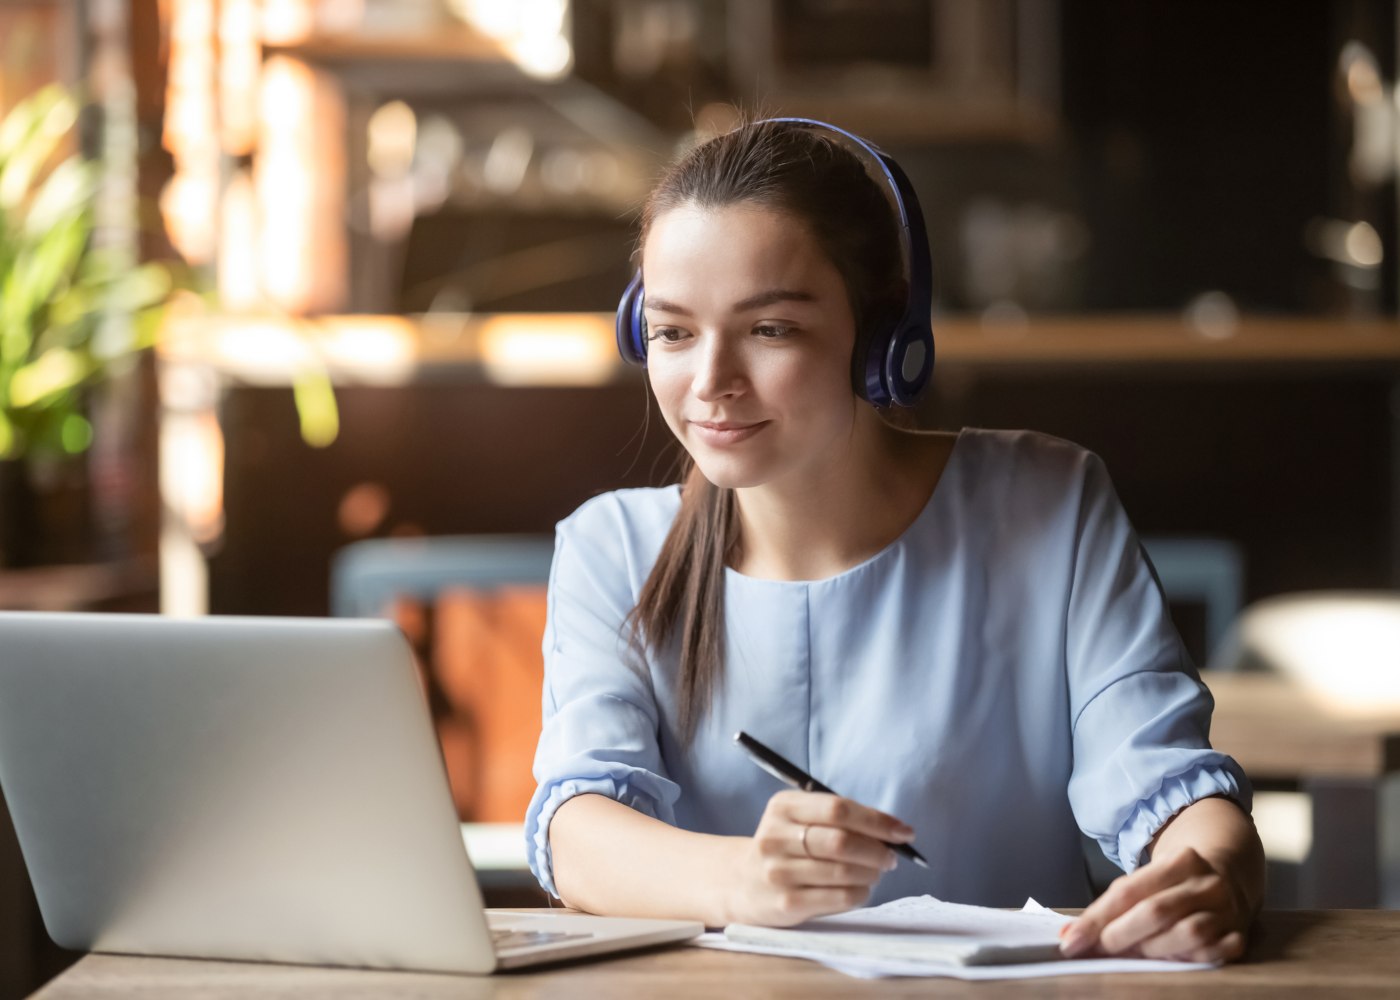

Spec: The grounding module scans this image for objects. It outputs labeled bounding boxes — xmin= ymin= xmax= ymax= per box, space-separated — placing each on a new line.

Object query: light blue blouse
xmin=525 ymin=428 xmax=1250 ymax=907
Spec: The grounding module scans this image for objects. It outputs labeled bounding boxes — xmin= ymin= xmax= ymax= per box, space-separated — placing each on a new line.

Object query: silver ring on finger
xmin=799 ymin=823 xmax=813 ymax=858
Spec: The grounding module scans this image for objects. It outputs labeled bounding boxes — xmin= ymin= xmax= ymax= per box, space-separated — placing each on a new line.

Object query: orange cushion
xmin=427 ymin=586 xmax=547 ymax=823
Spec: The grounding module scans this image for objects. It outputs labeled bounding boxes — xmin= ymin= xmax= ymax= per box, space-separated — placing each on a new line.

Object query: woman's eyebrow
xmin=732 ymin=289 xmax=816 ymax=311
xmin=643 ymin=289 xmax=816 ymax=315
xmin=642 ymin=296 xmax=692 ymax=316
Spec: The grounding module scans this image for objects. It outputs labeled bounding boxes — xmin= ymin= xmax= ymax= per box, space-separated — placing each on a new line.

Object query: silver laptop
xmin=0 ymin=612 xmax=701 ymax=973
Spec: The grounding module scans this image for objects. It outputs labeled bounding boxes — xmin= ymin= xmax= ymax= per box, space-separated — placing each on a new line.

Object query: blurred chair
xmin=331 ymin=535 xmax=554 ymax=619
xmin=331 ymin=535 xmax=555 ymax=827
xmin=1140 ymin=535 xmax=1245 ymax=665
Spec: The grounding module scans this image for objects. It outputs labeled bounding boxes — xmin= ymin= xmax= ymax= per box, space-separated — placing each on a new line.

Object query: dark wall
xmin=1059 ymin=0 xmax=1340 ymax=312
xmin=928 ymin=365 xmax=1393 ymax=597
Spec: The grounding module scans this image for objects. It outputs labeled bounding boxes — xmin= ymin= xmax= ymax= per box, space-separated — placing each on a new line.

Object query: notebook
xmin=708 ymin=896 xmax=1219 ymax=981
xmin=0 ymin=611 xmax=702 ymax=973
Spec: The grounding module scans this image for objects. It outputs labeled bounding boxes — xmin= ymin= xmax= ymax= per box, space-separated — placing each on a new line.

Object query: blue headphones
xmin=614 ymin=117 xmax=935 ymax=409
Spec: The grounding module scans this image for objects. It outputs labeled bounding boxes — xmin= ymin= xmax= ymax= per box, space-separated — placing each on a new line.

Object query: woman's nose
xmin=692 ymin=336 xmax=745 ymax=400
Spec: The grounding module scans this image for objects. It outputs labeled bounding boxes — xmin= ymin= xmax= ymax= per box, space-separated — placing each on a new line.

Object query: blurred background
xmin=3 ymin=0 xmax=1400 ymax=993
xmin=0 ymin=0 xmax=1396 ymax=622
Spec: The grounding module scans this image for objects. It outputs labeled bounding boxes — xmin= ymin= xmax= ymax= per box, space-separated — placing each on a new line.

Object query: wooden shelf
xmin=935 ymin=315 xmax=1400 ymax=367
xmin=159 ymin=313 xmax=1400 ymax=387
xmin=262 ymin=25 xmax=512 ymax=66
xmin=0 ymin=557 xmax=158 ymax=613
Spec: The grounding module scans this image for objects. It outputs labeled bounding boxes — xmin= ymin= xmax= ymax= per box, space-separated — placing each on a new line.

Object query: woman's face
xmin=641 ymin=202 xmax=862 ymax=491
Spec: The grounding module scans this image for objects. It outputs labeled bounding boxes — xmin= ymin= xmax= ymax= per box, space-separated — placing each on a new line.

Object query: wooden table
xmin=1204 ymin=671 xmax=1400 ymax=908
xmin=28 ymin=910 xmax=1400 ymax=999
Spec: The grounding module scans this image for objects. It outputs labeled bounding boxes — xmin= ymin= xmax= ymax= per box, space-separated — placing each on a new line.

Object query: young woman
xmin=525 ymin=118 xmax=1264 ymax=963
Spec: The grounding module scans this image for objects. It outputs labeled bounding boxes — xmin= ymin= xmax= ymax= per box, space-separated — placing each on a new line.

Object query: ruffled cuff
xmin=1110 ymin=760 xmax=1253 ymax=872
xmin=525 ymin=765 xmax=681 ymax=899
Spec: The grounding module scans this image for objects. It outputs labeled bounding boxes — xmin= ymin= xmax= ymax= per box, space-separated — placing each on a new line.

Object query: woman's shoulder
xmin=941 ymin=428 xmax=1113 ymax=532
xmin=955 ymin=427 xmax=1106 ymax=482
xmin=546 ymin=487 xmax=682 ymax=633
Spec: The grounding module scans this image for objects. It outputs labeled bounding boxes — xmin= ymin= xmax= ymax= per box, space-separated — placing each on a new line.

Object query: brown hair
xmin=626 ymin=119 xmax=908 ymax=743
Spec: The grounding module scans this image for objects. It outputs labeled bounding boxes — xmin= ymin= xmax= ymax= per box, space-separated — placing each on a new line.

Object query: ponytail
xmin=626 ymin=457 xmax=734 ymax=745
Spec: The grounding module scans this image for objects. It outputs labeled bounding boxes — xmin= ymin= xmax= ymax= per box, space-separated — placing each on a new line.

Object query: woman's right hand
xmin=725 ymin=790 xmax=916 ymax=926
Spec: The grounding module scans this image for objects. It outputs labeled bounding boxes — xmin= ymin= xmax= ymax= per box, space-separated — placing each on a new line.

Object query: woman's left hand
xmin=1058 ymin=846 xmax=1252 ymax=963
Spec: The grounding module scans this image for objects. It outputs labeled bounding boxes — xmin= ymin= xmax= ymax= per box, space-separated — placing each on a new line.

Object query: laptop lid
xmin=0 ymin=612 xmax=504 ymax=973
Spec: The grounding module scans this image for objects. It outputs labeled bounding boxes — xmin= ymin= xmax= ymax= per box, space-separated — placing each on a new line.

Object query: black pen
xmin=734 ymin=730 xmax=929 ymax=869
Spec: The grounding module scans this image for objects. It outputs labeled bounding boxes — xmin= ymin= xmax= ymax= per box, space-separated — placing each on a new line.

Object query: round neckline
xmin=722 ymin=428 xmax=966 ymax=588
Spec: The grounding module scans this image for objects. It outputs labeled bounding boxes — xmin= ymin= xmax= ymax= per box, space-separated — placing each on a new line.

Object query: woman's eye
xmin=647 ymin=326 xmax=687 ymax=344
xmin=753 ymin=324 xmax=793 ymax=339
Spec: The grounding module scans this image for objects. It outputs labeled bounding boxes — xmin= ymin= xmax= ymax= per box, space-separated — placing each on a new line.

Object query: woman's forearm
xmin=1149 ymin=795 xmax=1266 ymax=916
xmin=551 ymin=789 xmax=911 ymax=928
xmin=548 ymin=793 xmax=743 ymax=926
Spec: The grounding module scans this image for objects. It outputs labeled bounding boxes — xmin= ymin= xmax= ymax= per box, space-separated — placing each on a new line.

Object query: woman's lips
xmin=690 ymin=420 xmax=769 ymax=446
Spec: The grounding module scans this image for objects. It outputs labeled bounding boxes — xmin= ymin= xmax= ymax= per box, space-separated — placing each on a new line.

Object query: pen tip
xmin=914 ymin=857 xmax=929 ymax=869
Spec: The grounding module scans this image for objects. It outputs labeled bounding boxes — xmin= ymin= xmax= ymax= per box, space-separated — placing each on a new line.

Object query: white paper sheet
xmin=694 ymin=895 xmax=1217 ymax=980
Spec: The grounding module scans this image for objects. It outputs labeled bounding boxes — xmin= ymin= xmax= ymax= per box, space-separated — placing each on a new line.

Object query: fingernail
xmin=892 ymin=824 xmax=915 ymax=842
xmin=884 ymin=851 xmax=898 ymax=871
xmin=1060 ymin=929 xmax=1089 ymax=958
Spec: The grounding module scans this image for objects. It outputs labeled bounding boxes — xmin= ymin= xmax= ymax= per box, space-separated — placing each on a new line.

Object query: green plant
xmin=0 ymin=85 xmax=169 ymax=463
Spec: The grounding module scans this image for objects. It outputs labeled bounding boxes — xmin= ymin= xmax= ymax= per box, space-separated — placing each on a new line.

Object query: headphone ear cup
xmin=615 ymin=271 xmax=648 ymax=366
xmin=884 ymin=321 xmax=935 ymax=408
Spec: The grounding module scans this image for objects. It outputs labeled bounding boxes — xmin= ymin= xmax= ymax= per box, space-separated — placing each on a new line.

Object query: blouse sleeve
xmin=524 ymin=500 xmax=681 ymax=899
xmin=1064 ymin=453 xmax=1252 ymax=872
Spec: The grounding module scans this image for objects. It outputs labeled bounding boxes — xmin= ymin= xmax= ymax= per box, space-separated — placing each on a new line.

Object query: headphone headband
xmin=616 ymin=117 xmax=935 ymax=408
